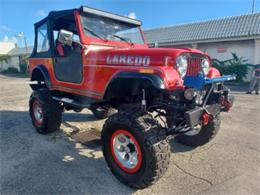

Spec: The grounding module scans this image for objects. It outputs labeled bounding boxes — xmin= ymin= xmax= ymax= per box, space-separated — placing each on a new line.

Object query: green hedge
xmin=2 ymin=67 xmax=19 ymax=74
xmin=212 ymin=53 xmax=250 ymax=83
xmin=213 ymin=62 xmax=249 ymax=83
xmin=19 ymin=63 xmax=28 ymax=74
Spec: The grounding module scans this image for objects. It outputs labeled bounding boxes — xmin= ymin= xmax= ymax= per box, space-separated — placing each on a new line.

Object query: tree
xmin=0 ymin=55 xmax=8 ymax=64
xmin=212 ymin=53 xmax=250 ymax=82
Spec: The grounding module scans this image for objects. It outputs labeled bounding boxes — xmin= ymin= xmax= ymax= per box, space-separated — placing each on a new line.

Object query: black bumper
xmin=185 ymin=93 xmax=234 ymax=128
xmin=184 ymin=104 xmax=221 ymax=128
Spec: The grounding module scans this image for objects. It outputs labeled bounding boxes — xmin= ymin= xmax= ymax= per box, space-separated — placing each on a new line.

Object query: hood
xmin=84 ymin=47 xmax=208 ymax=66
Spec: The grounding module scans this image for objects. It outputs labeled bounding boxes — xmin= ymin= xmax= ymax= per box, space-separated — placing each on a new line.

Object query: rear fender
xmin=30 ymin=65 xmax=51 ymax=89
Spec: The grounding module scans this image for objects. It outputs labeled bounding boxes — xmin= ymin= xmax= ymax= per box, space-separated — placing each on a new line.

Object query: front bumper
xmin=183 ymin=74 xmax=235 ymax=128
xmin=185 ymin=104 xmax=220 ymax=128
xmin=184 ymin=74 xmax=236 ymax=90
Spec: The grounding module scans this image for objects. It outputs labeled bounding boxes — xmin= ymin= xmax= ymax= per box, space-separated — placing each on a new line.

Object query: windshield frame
xmin=75 ymin=11 xmax=148 ymax=48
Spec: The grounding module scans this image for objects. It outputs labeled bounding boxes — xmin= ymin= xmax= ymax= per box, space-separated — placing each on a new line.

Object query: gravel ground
xmin=0 ymin=74 xmax=259 ymax=195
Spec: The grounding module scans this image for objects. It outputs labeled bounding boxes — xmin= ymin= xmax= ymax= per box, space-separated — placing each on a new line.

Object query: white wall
xmin=0 ymin=56 xmax=20 ymax=71
xmin=198 ymin=40 xmax=255 ymax=64
xmin=198 ymin=40 xmax=256 ymax=81
xmin=0 ymin=42 xmax=15 ymax=54
xmin=254 ymin=39 xmax=260 ymax=64
xmin=0 ymin=42 xmax=17 ymax=71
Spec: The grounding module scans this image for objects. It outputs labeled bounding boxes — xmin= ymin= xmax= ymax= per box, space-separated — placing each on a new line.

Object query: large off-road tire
xmin=90 ymin=105 xmax=113 ymax=120
xmin=175 ymin=115 xmax=221 ymax=147
xmin=29 ymin=90 xmax=62 ymax=134
xmin=101 ymin=109 xmax=170 ymax=189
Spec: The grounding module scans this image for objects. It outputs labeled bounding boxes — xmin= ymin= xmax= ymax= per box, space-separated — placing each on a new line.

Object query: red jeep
xmin=29 ymin=6 xmax=235 ymax=188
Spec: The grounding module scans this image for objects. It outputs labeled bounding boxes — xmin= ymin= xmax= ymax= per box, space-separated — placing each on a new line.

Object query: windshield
xmin=80 ymin=14 xmax=145 ymax=44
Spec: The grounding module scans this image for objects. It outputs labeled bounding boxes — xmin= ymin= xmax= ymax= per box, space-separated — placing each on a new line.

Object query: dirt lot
xmin=0 ymin=74 xmax=259 ymax=194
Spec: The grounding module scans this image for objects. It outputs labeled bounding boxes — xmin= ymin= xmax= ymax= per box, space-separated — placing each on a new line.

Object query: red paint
xmin=220 ymin=95 xmax=232 ymax=112
xmin=186 ymin=58 xmax=202 ymax=76
xmin=110 ymin=129 xmax=142 ymax=173
xmin=202 ymin=112 xmax=209 ymax=126
xmin=217 ymin=47 xmax=227 ymax=53
xmin=225 ymin=101 xmax=232 ymax=112
xmin=56 ymin=43 xmax=65 ymax=56
xmin=207 ymin=67 xmax=221 ymax=78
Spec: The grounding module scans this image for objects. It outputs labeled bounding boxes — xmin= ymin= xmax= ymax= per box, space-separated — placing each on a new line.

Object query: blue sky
xmin=0 ymin=0 xmax=259 ymax=47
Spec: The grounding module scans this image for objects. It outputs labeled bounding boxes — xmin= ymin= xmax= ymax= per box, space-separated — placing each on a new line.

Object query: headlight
xmin=201 ymin=58 xmax=210 ymax=75
xmin=184 ymin=88 xmax=196 ymax=101
xmin=176 ymin=55 xmax=188 ymax=77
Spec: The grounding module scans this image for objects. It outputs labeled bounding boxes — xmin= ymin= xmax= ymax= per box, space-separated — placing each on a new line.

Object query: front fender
xmin=103 ymin=72 xmax=164 ymax=100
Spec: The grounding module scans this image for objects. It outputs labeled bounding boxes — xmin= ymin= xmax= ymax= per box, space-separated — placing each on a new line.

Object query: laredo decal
xmin=106 ymin=55 xmax=150 ymax=66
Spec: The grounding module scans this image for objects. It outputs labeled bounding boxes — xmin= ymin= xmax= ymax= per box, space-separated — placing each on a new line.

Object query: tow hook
xmin=202 ymin=112 xmax=209 ymax=126
xmin=220 ymin=95 xmax=233 ymax=112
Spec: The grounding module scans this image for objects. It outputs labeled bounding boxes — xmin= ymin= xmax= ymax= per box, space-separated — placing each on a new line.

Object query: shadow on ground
xmin=62 ymin=112 xmax=98 ymax=122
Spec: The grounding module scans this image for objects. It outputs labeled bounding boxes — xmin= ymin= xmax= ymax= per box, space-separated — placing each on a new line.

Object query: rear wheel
xmin=102 ymin=109 xmax=170 ymax=189
xmin=175 ymin=115 xmax=221 ymax=147
xmin=29 ymin=90 xmax=62 ymax=134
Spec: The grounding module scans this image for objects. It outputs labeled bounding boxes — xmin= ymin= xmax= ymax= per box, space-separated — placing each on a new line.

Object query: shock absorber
xmin=141 ymin=89 xmax=146 ymax=112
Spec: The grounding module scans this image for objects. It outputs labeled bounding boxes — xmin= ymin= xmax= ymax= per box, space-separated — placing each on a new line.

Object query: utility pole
xmin=15 ymin=32 xmax=29 ymax=73
xmin=16 ymin=32 xmax=28 ymax=53
xmin=252 ymin=0 xmax=255 ymax=13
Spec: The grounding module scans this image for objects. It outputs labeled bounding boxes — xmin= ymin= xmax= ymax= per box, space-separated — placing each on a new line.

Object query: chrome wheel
xmin=33 ymin=101 xmax=43 ymax=125
xmin=110 ymin=130 xmax=142 ymax=173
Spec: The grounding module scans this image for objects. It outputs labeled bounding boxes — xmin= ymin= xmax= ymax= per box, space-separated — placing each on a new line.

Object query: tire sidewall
xmin=175 ymin=115 xmax=221 ymax=147
xmin=30 ymin=92 xmax=48 ymax=133
xmin=29 ymin=90 xmax=62 ymax=134
xmin=102 ymin=120 xmax=148 ymax=184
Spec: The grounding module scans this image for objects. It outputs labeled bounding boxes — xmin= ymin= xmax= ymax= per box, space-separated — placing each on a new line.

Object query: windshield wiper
xmin=83 ymin=27 xmax=107 ymax=42
xmin=112 ymin=34 xmax=133 ymax=45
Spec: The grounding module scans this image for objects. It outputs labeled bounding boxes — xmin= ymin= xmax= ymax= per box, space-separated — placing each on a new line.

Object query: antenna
xmin=252 ymin=0 xmax=255 ymax=13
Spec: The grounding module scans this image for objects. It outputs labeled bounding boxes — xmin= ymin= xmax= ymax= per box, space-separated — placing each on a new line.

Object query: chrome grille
xmin=186 ymin=57 xmax=202 ymax=76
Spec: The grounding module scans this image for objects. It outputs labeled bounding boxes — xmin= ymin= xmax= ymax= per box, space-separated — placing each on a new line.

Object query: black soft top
xmin=34 ymin=6 xmax=142 ymax=28
xmin=34 ymin=9 xmax=76 ymax=28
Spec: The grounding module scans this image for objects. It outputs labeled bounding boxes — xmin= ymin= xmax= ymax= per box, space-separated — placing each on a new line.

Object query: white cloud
xmin=127 ymin=12 xmax=137 ymax=19
xmin=0 ymin=25 xmax=11 ymax=32
xmin=2 ymin=35 xmax=17 ymax=43
xmin=36 ymin=9 xmax=47 ymax=17
xmin=3 ymin=35 xmax=9 ymax=42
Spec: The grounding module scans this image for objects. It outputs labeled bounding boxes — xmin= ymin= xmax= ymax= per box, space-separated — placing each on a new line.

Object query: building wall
xmin=255 ymin=39 xmax=260 ymax=64
xmin=8 ymin=56 xmax=20 ymax=70
xmin=0 ymin=42 xmax=16 ymax=54
xmin=0 ymin=42 xmax=17 ymax=71
xmin=197 ymin=40 xmax=255 ymax=64
xmin=0 ymin=56 xmax=20 ymax=71
xmin=160 ymin=44 xmax=192 ymax=48
xmin=197 ymin=40 xmax=256 ymax=81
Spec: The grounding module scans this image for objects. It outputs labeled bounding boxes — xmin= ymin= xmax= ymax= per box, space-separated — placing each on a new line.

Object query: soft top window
xmin=37 ymin=23 xmax=49 ymax=53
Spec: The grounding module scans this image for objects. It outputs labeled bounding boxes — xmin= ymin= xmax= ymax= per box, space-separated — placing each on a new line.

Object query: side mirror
xmin=58 ymin=29 xmax=73 ymax=46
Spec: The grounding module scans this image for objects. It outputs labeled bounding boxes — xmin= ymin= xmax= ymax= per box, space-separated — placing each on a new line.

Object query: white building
xmin=0 ymin=41 xmax=32 ymax=71
xmin=144 ymin=13 xmax=260 ymax=65
xmin=0 ymin=42 xmax=16 ymax=54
